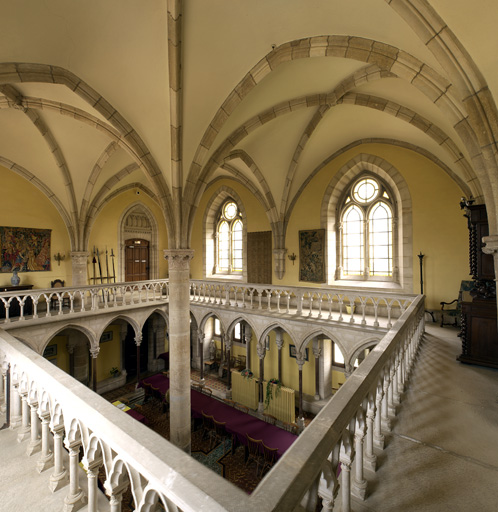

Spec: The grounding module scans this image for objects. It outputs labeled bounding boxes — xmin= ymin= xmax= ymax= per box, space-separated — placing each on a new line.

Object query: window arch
xmin=339 ymin=175 xmax=395 ymax=282
xmin=215 ymin=199 xmax=243 ymax=274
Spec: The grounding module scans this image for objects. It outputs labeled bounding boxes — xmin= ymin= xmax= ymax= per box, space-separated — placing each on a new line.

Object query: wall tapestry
xmin=0 ymin=226 xmax=51 ymax=272
xmin=299 ymin=229 xmax=325 ymax=283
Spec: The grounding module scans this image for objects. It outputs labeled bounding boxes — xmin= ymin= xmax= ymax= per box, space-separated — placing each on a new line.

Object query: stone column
xmin=10 ymin=375 xmax=22 ymax=429
xmin=71 ymin=251 xmax=90 ymax=287
xmin=339 ymin=431 xmax=354 ymax=512
xmin=63 ymin=440 xmax=87 ymax=512
xmin=67 ymin=342 xmax=76 ymax=378
xmin=49 ymin=425 xmax=68 ymax=492
xmin=352 ymin=409 xmax=368 ymax=500
xmin=381 ymin=371 xmax=392 ymax=432
xmin=26 ymin=397 xmax=41 ymax=456
xmin=37 ymin=411 xmax=54 ymax=472
xmin=296 ymin=352 xmax=306 ymax=429
xmin=198 ymin=330 xmax=205 ymax=386
xmin=86 ymin=465 xmax=100 ymax=512
xmin=135 ymin=333 xmax=143 ymax=385
xmin=163 ymin=249 xmax=194 ymax=454
xmin=225 ymin=333 xmax=233 ymax=398
xmin=0 ymin=359 xmax=4 ymax=412
xmin=90 ymin=347 xmax=100 ymax=392
xmin=364 ymin=394 xmax=377 ymax=472
xmin=275 ymin=329 xmax=284 ymax=382
xmin=257 ymin=343 xmax=265 ymax=413
xmin=312 ymin=339 xmax=322 ymax=400
xmin=483 ymin=235 xmax=498 ymax=321
xmin=273 ymin=248 xmax=287 ymax=280
xmin=244 ymin=330 xmax=252 ymax=371
xmin=17 ymin=389 xmax=31 ymax=442
xmin=109 ymin=493 xmax=124 ymax=512
xmin=374 ymin=380 xmax=385 ymax=450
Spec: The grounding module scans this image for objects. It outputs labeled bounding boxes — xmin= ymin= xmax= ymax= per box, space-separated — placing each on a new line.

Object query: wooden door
xmin=247 ymin=231 xmax=272 ymax=284
xmin=125 ymin=239 xmax=150 ymax=281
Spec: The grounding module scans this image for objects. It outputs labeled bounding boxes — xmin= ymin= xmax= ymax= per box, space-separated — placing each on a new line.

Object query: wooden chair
xmin=245 ymin=434 xmax=263 ymax=474
xmin=263 ymin=413 xmax=277 ymax=425
xmin=201 ymin=412 xmax=215 ymax=444
xmin=260 ymin=442 xmax=279 ymax=476
xmin=223 ymin=398 xmax=235 ymax=407
xmin=235 ymin=355 xmax=246 ymax=370
xmin=440 ymin=280 xmax=474 ymax=327
xmin=50 ymin=279 xmax=69 ymax=311
xmin=212 ymin=419 xmax=230 ymax=455
xmin=202 ymin=387 xmax=213 ymax=397
xmin=234 ymin=403 xmax=249 ymax=414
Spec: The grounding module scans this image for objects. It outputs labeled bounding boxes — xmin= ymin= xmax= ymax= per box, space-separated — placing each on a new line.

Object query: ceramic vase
xmin=11 ymin=269 xmax=20 ymax=286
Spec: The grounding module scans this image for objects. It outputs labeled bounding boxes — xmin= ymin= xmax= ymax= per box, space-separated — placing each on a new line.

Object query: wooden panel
xmin=247 ymin=231 xmax=272 ymax=284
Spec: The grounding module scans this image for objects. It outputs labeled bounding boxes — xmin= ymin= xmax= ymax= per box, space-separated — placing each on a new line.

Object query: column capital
xmin=163 ymin=249 xmax=194 ymax=271
xmin=70 ymin=251 xmax=89 ymax=263
xmin=257 ymin=343 xmax=266 ymax=359
xmin=89 ymin=347 xmax=100 ymax=359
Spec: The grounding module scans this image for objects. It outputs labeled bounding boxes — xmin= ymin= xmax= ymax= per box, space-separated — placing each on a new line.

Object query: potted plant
xmin=265 ymin=378 xmax=282 ymax=408
xmin=110 ymin=367 xmax=120 ymax=378
xmin=241 ymin=368 xmax=253 ymax=379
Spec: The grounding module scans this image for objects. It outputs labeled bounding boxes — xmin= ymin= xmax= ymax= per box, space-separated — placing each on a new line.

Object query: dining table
xmin=140 ymin=373 xmax=297 ymax=458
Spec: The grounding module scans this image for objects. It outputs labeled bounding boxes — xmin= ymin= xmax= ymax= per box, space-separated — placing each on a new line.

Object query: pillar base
xmin=49 ymin=469 xmax=69 ymax=493
xmin=9 ymin=415 xmax=22 ymax=429
xmin=351 ymin=477 xmax=368 ymax=500
xmin=297 ymin=416 xmax=305 ymax=430
xmin=199 ymin=378 xmax=206 ymax=387
xmin=0 ymin=404 xmax=5 ymax=413
xmin=314 ymin=394 xmax=320 ymax=401
xmin=225 ymin=389 xmax=232 ymax=399
xmin=63 ymin=491 xmax=87 ymax=512
xmin=37 ymin=452 xmax=54 ymax=473
xmin=373 ymin=434 xmax=385 ymax=450
xmin=382 ymin=418 xmax=392 ymax=432
xmin=364 ymin=453 xmax=377 ymax=472
xmin=27 ymin=439 xmax=41 ymax=456
xmin=17 ymin=426 xmax=31 ymax=442
xmin=258 ymin=402 xmax=264 ymax=413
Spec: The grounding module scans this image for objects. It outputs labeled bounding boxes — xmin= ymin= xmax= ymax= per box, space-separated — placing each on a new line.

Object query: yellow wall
xmin=97 ymin=324 xmax=122 ymax=382
xmin=89 ymin=190 xmax=169 ymax=281
xmin=0 ymin=166 xmax=71 ymax=289
xmin=43 ymin=335 xmax=70 ymax=373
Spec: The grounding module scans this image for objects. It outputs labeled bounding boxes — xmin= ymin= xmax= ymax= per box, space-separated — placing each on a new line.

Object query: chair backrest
xmin=202 ymin=412 xmax=214 ymax=430
xmin=245 ymin=434 xmax=262 ymax=456
xmin=235 ymin=403 xmax=249 ymax=414
xmin=223 ymin=399 xmax=235 ymax=407
xmin=282 ymin=421 xmax=299 ymax=435
xmin=51 ymin=279 xmax=65 ymax=288
xmin=262 ymin=442 xmax=279 ymax=464
xmin=213 ymin=419 xmax=227 ymax=436
xmin=202 ymin=387 xmax=213 ymax=397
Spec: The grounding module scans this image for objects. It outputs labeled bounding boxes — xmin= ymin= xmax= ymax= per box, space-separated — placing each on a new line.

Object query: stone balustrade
xmin=0 ymin=288 xmax=425 ymax=511
xmin=190 ymin=280 xmax=417 ymax=328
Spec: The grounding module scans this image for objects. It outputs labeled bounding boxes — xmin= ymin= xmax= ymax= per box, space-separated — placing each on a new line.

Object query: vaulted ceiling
xmin=1 ymin=1 xmax=497 ymax=248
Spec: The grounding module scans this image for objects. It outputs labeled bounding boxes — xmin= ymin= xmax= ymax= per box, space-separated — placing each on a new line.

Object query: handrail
xmin=0 ymin=287 xmax=425 ymax=511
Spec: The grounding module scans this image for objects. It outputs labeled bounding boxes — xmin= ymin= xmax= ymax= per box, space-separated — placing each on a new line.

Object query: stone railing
xmin=190 ymin=280 xmax=417 ymax=328
xmin=0 ymin=292 xmax=425 ymax=511
xmin=0 ymin=280 xmax=170 ymax=324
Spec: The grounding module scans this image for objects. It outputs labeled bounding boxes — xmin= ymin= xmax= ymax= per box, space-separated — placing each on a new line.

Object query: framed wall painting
xmin=289 ymin=344 xmax=309 ymax=361
xmin=299 ymin=229 xmax=325 ymax=283
xmin=100 ymin=331 xmax=113 ymax=343
xmin=0 ymin=226 xmax=51 ymax=272
xmin=43 ymin=344 xmax=57 ymax=358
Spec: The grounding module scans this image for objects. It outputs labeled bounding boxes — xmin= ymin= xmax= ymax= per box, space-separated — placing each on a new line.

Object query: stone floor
xmin=347 ymin=324 xmax=498 ymax=512
xmin=1 ymin=324 xmax=497 ymax=511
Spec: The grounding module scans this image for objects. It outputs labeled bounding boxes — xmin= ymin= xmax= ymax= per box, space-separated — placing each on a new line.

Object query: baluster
xmin=373 ymin=298 xmax=379 ymax=327
xmin=352 ymin=409 xmax=368 ymax=500
xmin=317 ymin=295 xmax=323 ymax=318
xmin=297 ymin=291 xmax=303 ymax=315
xmin=381 ymin=371 xmax=392 ymax=432
xmin=258 ymin=291 xmax=263 ymax=310
xmin=241 ymin=287 xmax=246 ymax=308
xmin=49 ymin=424 xmax=68 ymax=492
xmin=317 ymin=445 xmax=340 ymax=512
xmin=26 ymin=395 xmax=41 ymax=456
xmin=10 ymin=373 xmax=22 ymax=428
xmin=308 ymin=294 xmax=313 ymax=317
xmin=328 ymin=294 xmax=333 ymax=320
xmin=386 ymin=301 xmax=392 ymax=328
xmin=338 ymin=297 xmax=344 ymax=322
xmin=360 ymin=297 xmax=366 ymax=325
xmin=373 ymin=380 xmax=385 ymax=450
xmin=17 ymin=388 xmax=31 ymax=442
xmin=276 ymin=291 xmax=281 ymax=312
xmin=339 ymin=430 xmax=354 ymax=512
xmin=286 ymin=292 xmax=291 ymax=313
xmin=364 ymin=394 xmax=377 ymax=471
xmin=37 ymin=410 xmax=54 ymax=472
xmin=63 ymin=440 xmax=87 ymax=511
xmin=267 ymin=291 xmax=272 ymax=311
xmin=33 ymin=297 xmax=39 ymax=319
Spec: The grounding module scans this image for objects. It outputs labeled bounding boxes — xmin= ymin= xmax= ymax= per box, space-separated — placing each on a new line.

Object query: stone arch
xmin=321 ymin=153 xmax=413 ymax=292
xmin=118 ymin=201 xmax=160 ymax=282
xmin=202 ymin=185 xmax=248 ymax=281
xmin=349 ymin=338 xmax=381 ymax=369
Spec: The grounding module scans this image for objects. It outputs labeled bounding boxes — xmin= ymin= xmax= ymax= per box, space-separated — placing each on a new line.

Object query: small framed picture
xmin=43 ymin=345 xmax=57 ymax=358
xmin=289 ymin=344 xmax=308 ymax=361
xmin=100 ymin=331 xmax=113 ymax=343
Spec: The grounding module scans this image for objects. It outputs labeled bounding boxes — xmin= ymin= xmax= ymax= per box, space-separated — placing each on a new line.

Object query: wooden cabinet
xmin=458 ymin=203 xmax=498 ymax=368
xmin=459 ymin=300 xmax=498 ymax=368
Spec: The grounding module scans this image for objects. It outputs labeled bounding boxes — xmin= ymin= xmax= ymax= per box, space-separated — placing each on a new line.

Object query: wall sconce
xmin=54 ymin=252 xmax=66 ymax=266
xmin=288 ymin=252 xmax=297 ymax=265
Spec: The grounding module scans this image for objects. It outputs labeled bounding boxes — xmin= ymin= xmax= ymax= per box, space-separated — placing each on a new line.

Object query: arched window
xmin=215 ymin=200 xmax=243 ymax=275
xmin=339 ymin=176 xmax=395 ymax=282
